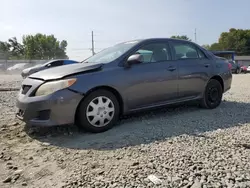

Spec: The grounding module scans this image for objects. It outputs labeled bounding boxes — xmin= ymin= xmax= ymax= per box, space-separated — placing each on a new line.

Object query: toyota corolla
xmin=16 ymin=38 xmax=232 ymax=133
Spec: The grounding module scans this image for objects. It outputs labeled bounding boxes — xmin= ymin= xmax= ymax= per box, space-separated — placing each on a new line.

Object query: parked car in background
xmin=21 ymin=59 xmax=79 ymax=78
xmin=247 ymin=65 xmax=250 ymax=73
xmin=7 ymin=63 xmax=28 ymax=71
xmin=228 ymin=60 xmax=241 ymax=74
xmin=240 ymin=65 xmax=248 ymax=73
xmin=16 ymin=38 xmax=232 ymax=133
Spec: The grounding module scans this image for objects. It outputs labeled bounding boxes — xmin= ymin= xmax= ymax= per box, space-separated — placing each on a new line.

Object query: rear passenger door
xmin=169 ymin=40 xmax=213 ymax=99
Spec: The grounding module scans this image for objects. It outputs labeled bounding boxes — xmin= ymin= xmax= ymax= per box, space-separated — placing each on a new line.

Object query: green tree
xmin=0 ymin=34 xmax=68 ymax=60
xmin=8 ymin=37 xmax=24 ymax=58
xmin=201 ymin=44 xmax=211 ymax=50
xmin=60 ymin=40 xmax=67 ymax=50
xmin=209 ymin=43 xmax=223 ymax=51
xmin=0 ymin=41 xmax=10 ymax=52
xmin=0 ymin=41 xmax=10 ymax=59
xmin=170 ymin=35 xmax=192 ymax=41
xmin=206 ymin=28 xmax=250 ymax=55
xmin=22 ymin=35 xmax=37 ymax=59
xmin=22 ymin=34 xmax=68 ymax=59
xmin=218 ymin=28 xmax=250 ymax=55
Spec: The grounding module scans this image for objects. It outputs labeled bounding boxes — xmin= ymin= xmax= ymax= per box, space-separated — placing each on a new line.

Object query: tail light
xmin=228 ymin=63 xmax=232 ymax=70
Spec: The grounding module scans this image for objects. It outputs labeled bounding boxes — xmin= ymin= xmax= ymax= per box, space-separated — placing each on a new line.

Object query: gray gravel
xmin=0 ymin=73 xmax=250 ymax=188
xmin=0 ymin=74 xmax=22 ymax=90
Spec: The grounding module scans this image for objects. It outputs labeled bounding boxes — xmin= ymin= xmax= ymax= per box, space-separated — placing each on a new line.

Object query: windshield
xmin=82 ymin=40 xmax=139 ymax=64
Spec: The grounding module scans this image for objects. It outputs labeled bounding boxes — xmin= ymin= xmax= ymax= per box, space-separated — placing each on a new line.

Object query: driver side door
xmin=123 ymin=41 xmax=178 ymax=110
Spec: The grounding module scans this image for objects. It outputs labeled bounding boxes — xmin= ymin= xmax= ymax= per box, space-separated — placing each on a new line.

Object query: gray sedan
xmin=16 ymin=38 xmax=232 ymax=133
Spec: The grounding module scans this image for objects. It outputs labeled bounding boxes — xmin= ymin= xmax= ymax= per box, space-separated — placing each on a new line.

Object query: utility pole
xmin=91 ymin=31 xmax=95 ymax=55
xmin=194 ymin=28 xmax=197 ymax=43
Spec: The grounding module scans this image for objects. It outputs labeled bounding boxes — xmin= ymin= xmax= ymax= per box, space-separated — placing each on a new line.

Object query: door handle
xmin=204 ymin=63 xmax=210 ymax=68
xmin=167 ymin=66 xmax=176 ymax=71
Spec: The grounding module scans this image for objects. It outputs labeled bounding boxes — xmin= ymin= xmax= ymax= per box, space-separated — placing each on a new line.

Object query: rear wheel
xmin=236 ymin=68 xmax=241 ymax=74
xmin=200 ymin=79 xmax=223 ymax=109
xmin=76 ymin=89 xmax=120 ymax=133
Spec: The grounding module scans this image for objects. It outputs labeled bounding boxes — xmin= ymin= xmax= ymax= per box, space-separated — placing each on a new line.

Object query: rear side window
xmin=171 ymin=41 xmax=207 ymax=60
xmin=134 ymin=43 xmax=170 ymax=63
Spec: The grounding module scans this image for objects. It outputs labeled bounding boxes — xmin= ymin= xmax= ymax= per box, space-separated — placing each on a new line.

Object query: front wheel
xmin=200 ymin=79 xmax=223 ymax=109
xmin=76 ymin=89 xmax=120 ymax=133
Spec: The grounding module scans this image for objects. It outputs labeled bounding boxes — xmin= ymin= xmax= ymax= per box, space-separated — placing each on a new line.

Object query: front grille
xmin=21 ymin=85 xmax=32 ymax=95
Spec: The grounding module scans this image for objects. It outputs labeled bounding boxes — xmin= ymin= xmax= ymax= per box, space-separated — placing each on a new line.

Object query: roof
xmin=210 ymin=51 xmax=235 ymax=54
xmin=142 ymin=38 xmax=193 ymax=43
xmin=121 ymin=38 xmax=194 ymax=44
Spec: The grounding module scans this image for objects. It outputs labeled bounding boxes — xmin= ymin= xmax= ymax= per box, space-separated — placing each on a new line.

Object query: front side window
xmin=133 ymin=43 xmax=170 ymax=63
xmin=172 ymin=42 xmax=200 ymax=60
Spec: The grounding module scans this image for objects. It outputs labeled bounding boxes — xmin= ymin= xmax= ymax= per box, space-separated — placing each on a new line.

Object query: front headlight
xmin=35 ymin=78 xmax=77 ymax=96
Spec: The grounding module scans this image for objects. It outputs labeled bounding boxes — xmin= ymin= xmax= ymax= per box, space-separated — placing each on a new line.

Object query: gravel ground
xmin=0 ymin=74 xmax=250 ymax=188
xmin=0 ymin=74 xmax=22 ymax=90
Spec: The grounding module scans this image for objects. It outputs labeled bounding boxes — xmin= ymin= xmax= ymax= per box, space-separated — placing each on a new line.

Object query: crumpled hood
xmin=28 ymin=63 xmax=102 ymax=81
xmin=21 ymin=64 xmax=44 ymax=78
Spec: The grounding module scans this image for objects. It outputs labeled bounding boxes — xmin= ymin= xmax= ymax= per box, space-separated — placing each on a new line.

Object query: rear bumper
xmin=16 ymin=89 xmax=83 ymax=126
xmin=222 ymin=71 xmax=232 ymax=93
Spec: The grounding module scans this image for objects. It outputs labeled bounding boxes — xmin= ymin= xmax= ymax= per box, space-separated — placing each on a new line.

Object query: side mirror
xmin=46 ymin=63 xmax=51 ymax=67
xmin=126 ymin=54 xmax=143 ymax=66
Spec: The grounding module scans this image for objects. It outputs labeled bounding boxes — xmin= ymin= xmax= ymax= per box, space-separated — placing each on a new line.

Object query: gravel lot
xmin=0 ymin=74 xmax=250 ymax=188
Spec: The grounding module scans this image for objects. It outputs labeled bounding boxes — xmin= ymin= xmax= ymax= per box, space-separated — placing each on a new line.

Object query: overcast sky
xmin=1 ymin=0 xmax=250 ymax=60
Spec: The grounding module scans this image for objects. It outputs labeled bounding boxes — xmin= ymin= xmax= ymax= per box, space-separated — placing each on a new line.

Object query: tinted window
xmin=172 ymin=42 xmax=200 ymax=60
xmin=51 ymin=60 xmax=63 ymax=67
xmin=64 ymin=60 xmax=78 ymax=65
xmin=134 ymin=43 xmax=170 ymax=63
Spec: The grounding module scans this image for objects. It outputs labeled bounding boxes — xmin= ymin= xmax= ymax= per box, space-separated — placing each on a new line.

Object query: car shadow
xmin=24 ymin=100 xmax=250 ymax=150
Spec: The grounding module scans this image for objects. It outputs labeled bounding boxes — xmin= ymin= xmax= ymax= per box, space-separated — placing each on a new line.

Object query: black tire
xmin=76 ymin=89 xmax=120 ymax=133
xmin=200 ymin=79 xmax=223 ymax=109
